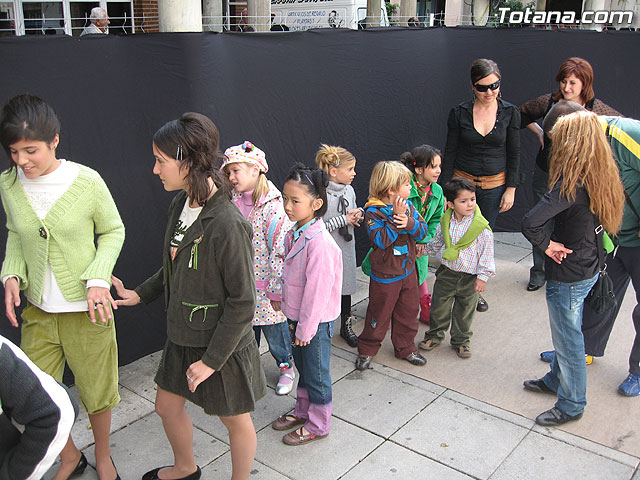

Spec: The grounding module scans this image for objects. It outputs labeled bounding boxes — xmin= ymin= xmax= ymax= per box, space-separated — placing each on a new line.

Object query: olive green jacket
xmin=135 ymin=189 xmax=256 ymax=371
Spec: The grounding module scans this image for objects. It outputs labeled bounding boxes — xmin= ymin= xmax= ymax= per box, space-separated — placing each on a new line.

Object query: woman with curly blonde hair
xmin=522 ymin=110 xmax=624 ymax=427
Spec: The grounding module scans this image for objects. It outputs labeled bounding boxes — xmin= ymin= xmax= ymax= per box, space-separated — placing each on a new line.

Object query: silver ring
xmin=187 ymin=376 xmax=193 ymax=383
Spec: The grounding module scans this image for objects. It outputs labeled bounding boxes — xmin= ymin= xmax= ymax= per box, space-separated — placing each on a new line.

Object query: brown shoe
xmin=272 ymin=414 xmax=305 ymax=431
xmin=282 ymin=427 xmax=328 ymax=446
xmin=455 ymin=345 xmax=471 ymax=358
xmin=418 ymin=338 xmax=440 ymax=351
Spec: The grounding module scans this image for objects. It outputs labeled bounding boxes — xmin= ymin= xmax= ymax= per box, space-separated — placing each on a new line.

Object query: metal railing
xmin=0 ymin=11 xmax=636 ymax=36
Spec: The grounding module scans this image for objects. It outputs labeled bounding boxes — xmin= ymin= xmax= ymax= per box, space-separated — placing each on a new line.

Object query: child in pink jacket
xmin=271 ymin=164 xmax=342 ymax=446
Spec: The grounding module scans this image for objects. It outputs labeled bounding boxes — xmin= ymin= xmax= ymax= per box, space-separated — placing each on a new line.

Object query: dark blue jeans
xmin=289 ymin=319 xmax=333 ymax=405
xmin=253 ymin=322 xmax=294 ymax=368
xmin=476 ymin=184 xmax=506 ymax=230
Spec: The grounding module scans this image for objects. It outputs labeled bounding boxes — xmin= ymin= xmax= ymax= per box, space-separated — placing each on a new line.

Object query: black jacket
xmin=135 ymin=188 xmax=256 ymax=371
xmin=522 ymin=181 xmax=599 ymax=283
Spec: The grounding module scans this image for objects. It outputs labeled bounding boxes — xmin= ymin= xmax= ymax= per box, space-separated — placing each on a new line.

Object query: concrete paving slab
xmin=332 ymin=369 xmax=438 ymax=438
xmin=390 ymin=396 xmax=528 ymax=480
xmin=352 ymin=279 xmax=370 ymax=307
xmin=633 ymin=467 xmax=640 ymax=480
xmin=67 ymin=384 xmax=155 ymax=450
xmin=490 ymin=430 xmax=636 ymax=480
xmin=342 ymin=441 xmax=473 ymax=479
xmin=531 ymin=423 xmax=640 ymax=469
xmin=118 ymin=351 xmax=160 ymax=403
xmin=255 ymin=416 xmax=383 ymax=480
xmin=493 ymin=242 xmax=532 ymax=263
xmin=186 ymin=389 xmax=297 ymax=442
xmin=365 ymin=256 xmax=640 ymax=457
xmin=494 ymin=232 xmax=531 ymax=249
xmin=202 ymin=452 xmax=291 ymax=479
xmin=84 ymin=414 xmax=228 ymax=479
xmin=375 ymin=362 xmax=446 ymax=395
xmin=443 ymin=390 xmax=534 ymax=429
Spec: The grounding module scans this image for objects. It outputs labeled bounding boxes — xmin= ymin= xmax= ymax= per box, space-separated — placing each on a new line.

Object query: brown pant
xmin=358 ymin=274 xmax=420 ymax=358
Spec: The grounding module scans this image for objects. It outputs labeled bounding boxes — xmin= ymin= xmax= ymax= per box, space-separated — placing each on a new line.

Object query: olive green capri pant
xmin=20 ymin=303 xmax=120 ymax=414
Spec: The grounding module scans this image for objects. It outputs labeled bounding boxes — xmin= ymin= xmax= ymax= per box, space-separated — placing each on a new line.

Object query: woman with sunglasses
xmin=519 ymin=57 xmax=621 ymax=293
xmin=441 ymin=58 xmax=521 ymax=312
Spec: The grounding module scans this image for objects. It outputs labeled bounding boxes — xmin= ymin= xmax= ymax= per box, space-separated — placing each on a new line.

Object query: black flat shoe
xmin=523 ymin=378 xmax=555 ymax=394
xmin=68 ymin=452 xmax=88 ymax=478
xmin=142 ymin=466 xmax=201 ymax=480
xmin=526 ymin=282 xmax=543 ymax=292
xmin=535 ymin=407 xmax=582 ymax=426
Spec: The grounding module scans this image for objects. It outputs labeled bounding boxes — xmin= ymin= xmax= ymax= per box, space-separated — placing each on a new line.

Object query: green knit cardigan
xmin=0 ymin=163 xmax=125 ymax=304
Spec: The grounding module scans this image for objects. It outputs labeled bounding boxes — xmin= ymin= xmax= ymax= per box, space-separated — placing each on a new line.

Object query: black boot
xmin=340 ymin=314 xmax=358 ymax=348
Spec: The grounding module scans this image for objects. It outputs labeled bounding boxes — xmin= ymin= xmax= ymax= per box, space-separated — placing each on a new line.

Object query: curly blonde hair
xmin=548 ymin=110 xmax=624 ymax=234
xmin=314 ymin=144 xmax=356 ymax=173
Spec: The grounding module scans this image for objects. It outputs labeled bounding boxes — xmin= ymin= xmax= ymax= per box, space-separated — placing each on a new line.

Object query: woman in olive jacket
xmin=113 ymin=113 xmax=266 ymax=480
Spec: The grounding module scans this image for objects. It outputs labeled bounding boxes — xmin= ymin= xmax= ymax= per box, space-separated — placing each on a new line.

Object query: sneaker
xmin=403 ymin=351 xmax=427 ymax=366
xmin=539 ymin=350 xmax=593 ymax=365
xmin=455 ymin=345 xmax=471 ymax=358
xmin=276 ymin=363 xmax=295 ymax=396
xmin=476 ymin=295 xmax=488 ymax=312
xmin=355 ymin=355 xmax=372 ymax=370
xmin=535 ymin=407 xmax=582 ymax=426
xmin=618 ymin=373 xmax=640 ymax=397
xmin=523 ymin=378 xmax=555 ymax=394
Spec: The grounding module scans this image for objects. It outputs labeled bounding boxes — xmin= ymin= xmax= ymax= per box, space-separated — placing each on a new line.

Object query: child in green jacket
xmin=399 ymin=145 xmax=445 ymax=324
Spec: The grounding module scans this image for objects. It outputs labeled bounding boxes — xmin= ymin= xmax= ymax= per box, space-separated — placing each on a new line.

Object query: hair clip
xmin=242 ymin=141 xmax=254 ymax=152
xmin=304 ymin=173 xmax=314 ymax=185
xmin=176 ymin=144 xmax=183 ymax=161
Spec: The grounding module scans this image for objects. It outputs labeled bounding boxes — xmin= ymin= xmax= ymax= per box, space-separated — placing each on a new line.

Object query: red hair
xmin=552 ymin=57 xmax=594 ymax=104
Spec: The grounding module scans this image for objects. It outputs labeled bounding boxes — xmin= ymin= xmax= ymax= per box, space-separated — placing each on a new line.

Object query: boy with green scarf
xmin=419 ymin=178 xmax=495 ymax=358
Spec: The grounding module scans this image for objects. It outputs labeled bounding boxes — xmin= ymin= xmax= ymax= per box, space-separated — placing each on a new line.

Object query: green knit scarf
xmin=442 ymin=206 xmax=491 ymax=261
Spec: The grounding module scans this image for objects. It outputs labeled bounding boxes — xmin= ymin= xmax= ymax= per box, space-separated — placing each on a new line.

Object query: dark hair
xmin=284 ymin=162 xmax=329 ymax=218
xmin=470 ymin=58 xmax=501 ymax=84
xmin=552 ymin=57 xmax=594 ymax=104
xmin=443 ymin=177 xmax=475 ymax=203
xmin=542 ymin=101 xmax=586 ymax=135
xmin=0 ymin=94 xmax=61 ymax=170
xmin=153 ymin=112 xmax=231 ymax=206
xmin=400 ymin=144 xmax=442 ymax=174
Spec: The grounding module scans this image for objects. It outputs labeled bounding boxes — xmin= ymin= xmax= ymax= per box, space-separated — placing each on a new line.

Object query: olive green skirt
xmin=155 ymin=339 xmax=267 ymax=417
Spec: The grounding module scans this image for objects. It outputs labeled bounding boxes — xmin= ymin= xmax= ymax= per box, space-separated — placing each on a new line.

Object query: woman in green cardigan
xmin=399 ymin=145 xmax=445 ymax=324
xmin=0 ymin=94 xmax=125 ymax=480
xmin=112 ymin=113 xmax=266 ymax=480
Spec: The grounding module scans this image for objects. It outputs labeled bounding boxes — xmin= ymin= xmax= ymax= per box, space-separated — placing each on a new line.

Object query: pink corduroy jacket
xmin=281 ymin=218 xmax=343 ymax=342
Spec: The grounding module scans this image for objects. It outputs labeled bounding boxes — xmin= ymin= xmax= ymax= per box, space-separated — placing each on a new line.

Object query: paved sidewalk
xmin=46 ymin=234 xmax=640 ymax=480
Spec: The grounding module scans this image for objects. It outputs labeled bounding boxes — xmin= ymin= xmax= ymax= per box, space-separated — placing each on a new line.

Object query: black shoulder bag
xmin=585 ymin=220 xmax=616 ymax=314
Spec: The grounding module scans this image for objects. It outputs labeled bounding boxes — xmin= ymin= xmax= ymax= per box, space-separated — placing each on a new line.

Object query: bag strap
xmin=593 ymin=214 xmax=605 ymax=272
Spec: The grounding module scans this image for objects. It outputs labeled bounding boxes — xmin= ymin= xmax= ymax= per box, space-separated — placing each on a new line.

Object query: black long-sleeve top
xmin=442 ymin=99 xmax=521 ymax=187
xmin=522 ymin=181 xmax=599 ymax=283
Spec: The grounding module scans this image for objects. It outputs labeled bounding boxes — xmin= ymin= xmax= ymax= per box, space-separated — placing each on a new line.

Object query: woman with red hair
xmin=519 ymin=57 xmax=621 ymax=292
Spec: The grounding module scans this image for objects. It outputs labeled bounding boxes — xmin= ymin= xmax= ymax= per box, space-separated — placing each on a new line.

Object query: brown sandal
xmin=272 ymin=414 xmax=305 ymax=431
xmin=282 ymin=426 xmax=328 ymax=446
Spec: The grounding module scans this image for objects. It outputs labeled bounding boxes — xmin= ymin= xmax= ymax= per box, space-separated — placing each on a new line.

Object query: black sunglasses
xmin=474 ymin=80 xmax=501 ymax=92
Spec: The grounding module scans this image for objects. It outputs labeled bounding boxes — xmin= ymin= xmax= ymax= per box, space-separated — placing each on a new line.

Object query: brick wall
xmin=133 ymin=0 xmax=159 ymax=32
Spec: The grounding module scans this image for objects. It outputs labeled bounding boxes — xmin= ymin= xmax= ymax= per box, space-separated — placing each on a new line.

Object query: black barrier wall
xmin=0 ymin=28 xmax=639 ymax=364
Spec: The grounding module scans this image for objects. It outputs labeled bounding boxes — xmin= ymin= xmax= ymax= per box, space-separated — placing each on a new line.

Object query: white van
xmin=271 ymin=0 xmax=389 ymax=31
